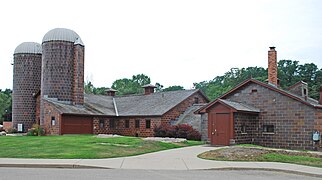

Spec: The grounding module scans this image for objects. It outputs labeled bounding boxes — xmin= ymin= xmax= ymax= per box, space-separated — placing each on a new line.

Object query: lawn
xmin=0 ymin=135 xmax=203 ymax=159
xmin=198 ymin=146 xmax=322 ymax=168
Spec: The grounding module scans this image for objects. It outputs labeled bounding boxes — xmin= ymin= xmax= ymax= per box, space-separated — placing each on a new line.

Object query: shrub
xmin=154 ymin=124 xmax=201 ymax=141
xmin=7 ymin=128 xmax=17 ymax=134
xmin=27 ymin=124 xmax=44 ymax=136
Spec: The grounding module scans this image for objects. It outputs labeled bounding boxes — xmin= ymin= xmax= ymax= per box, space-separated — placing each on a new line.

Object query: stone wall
xmin=233 ymin=113 xmax=258 ymax=144
xmin=200 ymin=113 xmax=209 ymax=141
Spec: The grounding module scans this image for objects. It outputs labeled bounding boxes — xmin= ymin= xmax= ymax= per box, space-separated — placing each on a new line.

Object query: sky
xmin=0 ymin=0 xmax=322 ymax=90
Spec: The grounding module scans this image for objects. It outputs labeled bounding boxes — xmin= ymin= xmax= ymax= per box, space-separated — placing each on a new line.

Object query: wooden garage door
xmin=61 ymin=116 xmax=93 ymax=134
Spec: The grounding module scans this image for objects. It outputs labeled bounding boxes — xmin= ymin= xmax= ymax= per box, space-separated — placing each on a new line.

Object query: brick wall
xmin=43 ymin=101 xmax=61 ymax=135
xmin=234 ymin=113 xmax=259 ymax=144
xmin=161 ymin=92 xmax=208 ymax=124
xmin=3 ymin=122 xmax=12 ymax=131
xmin=314 ymin=109 xmax=322 ymax=149
xmin=93 ymin=117 xmax=162 ymax=137
xmin=225 ymin=83 xmax=316 ymax=150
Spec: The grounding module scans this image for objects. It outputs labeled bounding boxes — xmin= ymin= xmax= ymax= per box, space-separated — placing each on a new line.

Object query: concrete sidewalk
xmin=0 ymin=145 xmax=321 ymax=177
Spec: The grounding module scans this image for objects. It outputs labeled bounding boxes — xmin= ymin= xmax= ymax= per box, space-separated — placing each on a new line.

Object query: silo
xmin=12 ymin=42 xmax=42 ymax=132
xmin=40 ymin=28 xmax=84 ymax=125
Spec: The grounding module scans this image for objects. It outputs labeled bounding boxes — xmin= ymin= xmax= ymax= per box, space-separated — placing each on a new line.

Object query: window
xmin=51 ymin=116 xmax=56 ymax=126
xmin=109 ymin=119 xmax=115 ymax=129
xmin=194 ymin=97 xmax=199 ymax=104
xmin=263 ymin=125 xmax=274 ymax=133
xmin=241 ymin=125 xmax=247 ymax=133
xmin=125 ymin=119 xmax=130 ymax=128
xmin=251 ymin=89 xmax=258 ymax=93
xmin=146 ymin=119 xmax=151 ymax=129
xmin=135 ymin=119 xmax=140 ymax=128
xmin=99 ymin=120 xmax=105 ymax=129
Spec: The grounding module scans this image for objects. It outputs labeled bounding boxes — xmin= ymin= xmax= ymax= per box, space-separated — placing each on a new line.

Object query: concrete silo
xmin=40 ymin=28 xmax=84 ymax=125
xmin=12 ymin=42 xmax=42 ymax=132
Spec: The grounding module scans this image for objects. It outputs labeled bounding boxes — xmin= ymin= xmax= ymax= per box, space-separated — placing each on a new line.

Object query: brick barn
xmin=12 ymin=28 xmax=209 ymax=136
xmin=42 ymin=87 xmax=208 ymax=136
xmin=198 ymin=47 xmax=322 ymax=150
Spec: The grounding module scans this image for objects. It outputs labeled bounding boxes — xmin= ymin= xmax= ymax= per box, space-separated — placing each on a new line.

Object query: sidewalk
xmin=0 ymin=145 xmax=321 ymax=177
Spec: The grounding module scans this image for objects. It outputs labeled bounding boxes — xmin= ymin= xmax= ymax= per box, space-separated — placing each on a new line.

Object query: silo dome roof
xmin=14 ymin=42 xmax=42 ymax=54
xmin=42 ymin=28 xmax=84 ymax=45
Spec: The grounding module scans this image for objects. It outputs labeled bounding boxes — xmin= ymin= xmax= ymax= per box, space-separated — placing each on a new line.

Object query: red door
xmin=210 ymin=113 xmax=230 ymax=146
xmin=61 ymin=116 xmax=93 ymax=134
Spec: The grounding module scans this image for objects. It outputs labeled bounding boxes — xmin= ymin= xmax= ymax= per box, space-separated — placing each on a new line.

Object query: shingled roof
xmin=198 ymin=78 xmax=322 ymax=113
xmin=45 ymin=89 xmax=207 ymax=117
xmin=218 ymin=99 xmax=260 ymax=113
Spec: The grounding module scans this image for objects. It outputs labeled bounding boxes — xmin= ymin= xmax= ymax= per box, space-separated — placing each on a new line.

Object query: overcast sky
xmin=1 ymin=0 xmax=321 ymax=90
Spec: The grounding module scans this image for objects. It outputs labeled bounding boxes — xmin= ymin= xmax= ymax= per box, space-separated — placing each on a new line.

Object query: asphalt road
xmin=1 ymin=168 xmax=320 ymax=180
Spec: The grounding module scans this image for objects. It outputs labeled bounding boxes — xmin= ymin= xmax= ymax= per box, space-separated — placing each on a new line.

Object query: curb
xmin=206 ymin=167 xmax=322 ymax=178
xmin=0 ymin=163 xmax=321 ymax=178
xmin=0 ymin=164 xmax=109 ymax=169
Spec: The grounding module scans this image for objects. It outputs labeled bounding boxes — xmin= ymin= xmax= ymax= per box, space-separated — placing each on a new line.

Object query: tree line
xmin=85 ymin=74 xmax=184 ymax=96
xmin=193 ymin=60 xmax=322 ymax=100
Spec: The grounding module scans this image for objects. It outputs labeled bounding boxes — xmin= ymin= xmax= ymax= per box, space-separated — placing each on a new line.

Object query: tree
xmin=0 ymin=89 xmax=12 ymax=124
xmin=84 ymin=81 xmax=94 ymax=94
xmin=193 ymin=61 xmax=321 ymax=100
xmin=111 ymin=74 xmax=152 ymax=96
xmin=155 ymin=83 xmax=164 ymax=92
xmin=163 ymin=85 xmax=185 ymax=92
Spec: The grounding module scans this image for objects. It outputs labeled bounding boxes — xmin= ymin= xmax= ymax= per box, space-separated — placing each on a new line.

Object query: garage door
xmin=61 ymin=116 xmax=93 ymax=134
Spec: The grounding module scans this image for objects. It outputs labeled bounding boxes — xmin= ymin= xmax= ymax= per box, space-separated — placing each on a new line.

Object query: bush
xmin=27 ymin=124 xmax=44 ymax=136
xmin=7 ymin=128 xmax=17 ymax=134
xmin=154 ymin=124 xmax=201 ymax=141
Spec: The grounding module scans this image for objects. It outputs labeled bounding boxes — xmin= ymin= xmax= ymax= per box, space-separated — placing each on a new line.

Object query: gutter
xmin=113 ymin=97 xmax=119 ymax=116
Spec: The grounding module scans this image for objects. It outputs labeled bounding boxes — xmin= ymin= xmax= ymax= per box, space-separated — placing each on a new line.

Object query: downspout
xmin=113 ymin=98 xmax=119 ymax=116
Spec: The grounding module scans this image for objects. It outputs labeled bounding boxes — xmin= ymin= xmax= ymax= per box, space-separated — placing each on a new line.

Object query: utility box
xmin=313 ymin=131 xmax=321 ymax=142
xmin=17 ymin=123 xmax=23 ymax=132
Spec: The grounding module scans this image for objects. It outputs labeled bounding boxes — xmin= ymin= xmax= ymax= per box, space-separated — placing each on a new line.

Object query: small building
xmin=198 ymin=47 xmax=322 ymax=150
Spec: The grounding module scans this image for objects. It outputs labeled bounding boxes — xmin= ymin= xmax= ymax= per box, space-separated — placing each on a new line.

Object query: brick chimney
xmin=320 ymin=86 xmax=322 ymax=105
xmin=105 ymin=88 xmax=117 ymax=96
xmin=268 ymin=47 xmax=278 ymax=87
xmin=142 ymin=84 xmax=156 ymax=95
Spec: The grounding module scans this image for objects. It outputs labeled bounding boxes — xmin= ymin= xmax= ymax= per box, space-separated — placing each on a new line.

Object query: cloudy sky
xmin=0 ymin=0 xmax=321 ymax=90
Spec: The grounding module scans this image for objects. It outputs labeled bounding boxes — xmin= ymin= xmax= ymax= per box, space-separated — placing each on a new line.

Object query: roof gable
xmin=198 ymin=79 xmax=322 ymax=113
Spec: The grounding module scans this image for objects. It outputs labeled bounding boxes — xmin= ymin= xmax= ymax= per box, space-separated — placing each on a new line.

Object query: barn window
xmin=194 ymin=97 xmax=199 ymax=104
xmin=99 ymin=120 xmax=105 ymax=129
xmin=135 ymin=119 xmax=140 ymax=128
xmin=241 ymin=125 xmax=247 ymax=133
xmin=251 ymin=89 xmax=258 ymax=93
xmin=146 ymin=119 xmax=151 ymax=129
xmin=109 ymin=119 xmax=116 ymax=129
xmin=263 ymin=125 xmax=274 ymax=133
xmin=125 ymin=119 xmax=130 ymax=128
xmin=51 ymin=116 xmax=56 ymax=126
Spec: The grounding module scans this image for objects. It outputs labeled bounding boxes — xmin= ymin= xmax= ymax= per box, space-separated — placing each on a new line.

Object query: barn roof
xmin=45 ymin=89 xmax=209 ymax=117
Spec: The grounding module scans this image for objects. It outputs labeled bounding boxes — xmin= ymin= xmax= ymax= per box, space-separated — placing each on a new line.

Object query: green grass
xmin=0 ymin=135 xmax=203 ymax=159
xmin=198 ymin=147 xmax=322 ymax=168
xmin=259 ymin=153 xmax=322 ymax=168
